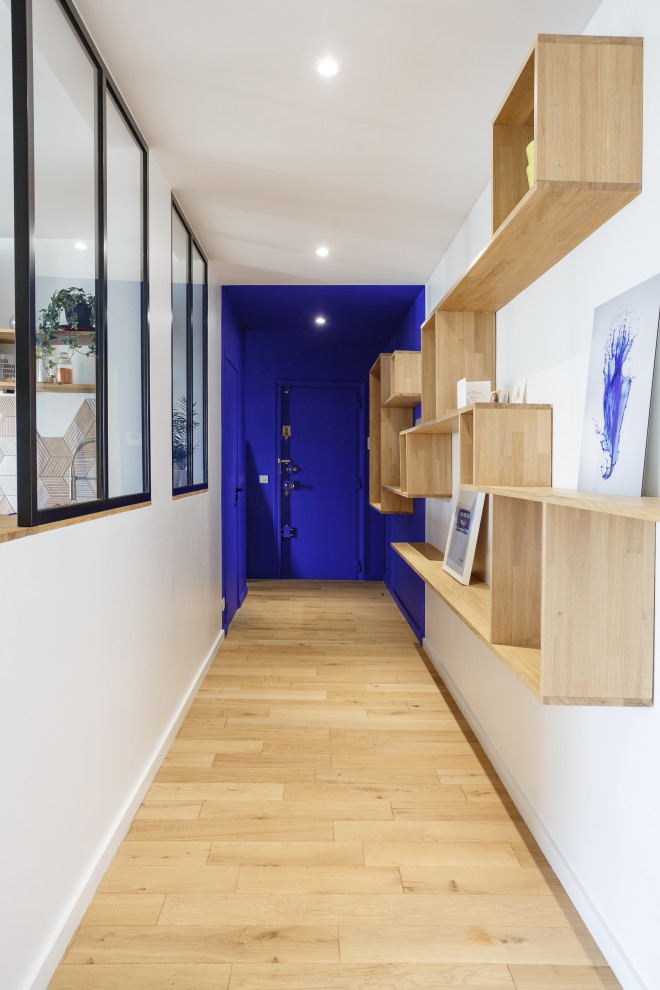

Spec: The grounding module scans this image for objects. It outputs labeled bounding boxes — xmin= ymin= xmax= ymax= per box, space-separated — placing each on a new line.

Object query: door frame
xmin=222 ymin=352 xmax=246 ymax=632
xmin=274 ymin=379 xmax=366 ymax=580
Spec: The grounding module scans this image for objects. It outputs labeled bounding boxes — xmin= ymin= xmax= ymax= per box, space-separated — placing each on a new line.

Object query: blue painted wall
xmin=382 ymin=289 xmax=426 ymax=640
xmin=221 ymin=290 xmax=247 ymax=617
xmin=223 ymin=283 xmax=425 ymax=643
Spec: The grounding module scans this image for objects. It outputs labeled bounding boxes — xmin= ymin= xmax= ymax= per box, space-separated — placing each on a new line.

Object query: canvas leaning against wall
xmin=578 ymin=273 xmax=660 ymax=497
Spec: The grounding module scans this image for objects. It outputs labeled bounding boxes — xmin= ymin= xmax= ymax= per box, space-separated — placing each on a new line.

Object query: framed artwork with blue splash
xmin=578 ymin=274 xmax=660 ymax=497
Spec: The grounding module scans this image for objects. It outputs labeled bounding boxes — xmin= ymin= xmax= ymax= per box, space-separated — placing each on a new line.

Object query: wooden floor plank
xmin=48 ymin=963 xmax=232 ymax=989
xmin=508 ymin=964 xmax=622 ymax=988
xmin=227 ymin=963 xmax=515 ymax=989
xmin=48 ymin=581 xmax=616 ymax=990
xmin=339 ymin=925 xmax=607 ymax=965
xmin=64 ymin=926 xmax=340 ymax=964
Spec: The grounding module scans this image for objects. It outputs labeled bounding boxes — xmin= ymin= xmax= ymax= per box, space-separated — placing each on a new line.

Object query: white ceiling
xmin=73 ymin=0 xmax=602 ymax=286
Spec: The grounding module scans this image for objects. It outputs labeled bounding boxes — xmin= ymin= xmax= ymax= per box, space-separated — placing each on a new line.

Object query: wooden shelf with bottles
xmin=394 ymin=486 xmax=657 ymax=706
xmin=427 ymin=34 xmax=642 ymax=316
xmin=369 ymin=354 xmax=413 ymax=514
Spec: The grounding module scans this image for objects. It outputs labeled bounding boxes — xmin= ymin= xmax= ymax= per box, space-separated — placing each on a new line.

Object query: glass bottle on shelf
xmin=36 ymin=345 xmax=53 ymax=383
xmin=56 ymin=349 xmax=73 ymax=385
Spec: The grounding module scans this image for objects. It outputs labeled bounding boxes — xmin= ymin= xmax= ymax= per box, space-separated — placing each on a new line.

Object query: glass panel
xmin=106 ymin=92 xmax=145 ymax=499
xmin=0 ymin=0 xmax=16 ymax=514
xmin=191 ymin=245 xmax=206 ymax=485
xmin=33 ymin=0 xmax=98 ymax=510
xmin=172 ymin=209 xmax=189 ymax=489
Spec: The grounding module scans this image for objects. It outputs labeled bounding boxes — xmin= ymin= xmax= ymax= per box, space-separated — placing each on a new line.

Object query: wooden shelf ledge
xmin=0 ymin=329 xmax=14 ymax=344
xmin=464 ymin=485 xmax=660 ymax=521
xmin=425 ymin=182 xmax=639 ymax=315
xmin=392 ymin=541 xmax=541 ymax=699
xmin=402 ymin=411 xmax=460 ymax=435
xmin=381 ymin=391 xmax=422 ymax=409
xmin=0 ymin=383 xmax=96 ymax=394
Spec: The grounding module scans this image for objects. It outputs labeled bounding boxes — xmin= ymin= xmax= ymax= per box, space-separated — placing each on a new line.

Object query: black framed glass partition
xmin=0 ymin=0 xmax=16 ymax=514
xmin=11 ymin=0 xmax=150 ymax=527
xmin=171 ymin=200 xmax=207 ymax=494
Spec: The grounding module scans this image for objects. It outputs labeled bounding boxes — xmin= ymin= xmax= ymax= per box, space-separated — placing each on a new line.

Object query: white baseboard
xmin=28 ymin=626 xmax=225 ymax=990
xmin=423 ymin=636 xmax=647 ymax=990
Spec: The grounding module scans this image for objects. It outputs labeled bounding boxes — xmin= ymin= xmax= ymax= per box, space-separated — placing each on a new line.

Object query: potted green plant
xmin=37 ymin=287 xmax=96 ymax=384
xmin=172 ymin=396 xmax=199 ymax=485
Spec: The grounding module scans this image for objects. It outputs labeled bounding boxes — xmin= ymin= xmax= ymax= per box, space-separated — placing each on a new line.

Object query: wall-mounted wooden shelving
xmin=369 ymin=354 xmax=414 ymax=514
xmin=428 ymin=34 xmax=642 ymax=316
xmin=0 ymin=329 xmax=14 ymax=344
xmin=378 ymin=34 xmax=650 ymax=707
xmin=394 ymin=487 xmax=657 ymax=706
xmin=380 ymin=350 xmax=421 ymax=408
xmin=392 ymin=403 xmax=552 ymax=500
xmin=0 ymin=382 xmax=96 ymax=394
xmin=421 ymin=311 xmax=496 ymax=424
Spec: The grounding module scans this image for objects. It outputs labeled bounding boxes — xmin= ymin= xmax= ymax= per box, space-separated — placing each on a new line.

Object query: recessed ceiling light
xmin=316 ymin=57 xmax=339 ymax=78
xmin=74 ymin=241 xmax=88 ymax=251
xmin=314 ymin=316 xmax=326 ymax=325
xmin=315 ymin=245 xmax=330 ymax=258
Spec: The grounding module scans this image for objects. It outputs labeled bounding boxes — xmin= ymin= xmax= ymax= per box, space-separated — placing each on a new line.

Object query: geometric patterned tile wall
xmin=0 ymin=395 xmax=97 ymax=513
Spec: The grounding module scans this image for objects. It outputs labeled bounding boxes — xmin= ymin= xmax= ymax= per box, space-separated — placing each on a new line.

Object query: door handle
xmin=235 ymin=487 xmax=243 ymax=493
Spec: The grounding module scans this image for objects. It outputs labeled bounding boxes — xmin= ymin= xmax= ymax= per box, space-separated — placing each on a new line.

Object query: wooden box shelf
xmin=381 ymin=350 xmax=422 ymax=408
xmin=394 ymin=487 xmax=657 ymax=707
xmin=400 ymin=403 xmax=552 ymax=493
xmin=421 ymin=311 xmax=495 ymax=424
xmin=427 ymin=35 xmax=642 ymax=315
xmin=369 ymin=354 xmax=413 ymax=514
xmin=388 ymin=428 xmax=451 ymax=499
xmin=459 ymin=403 xmax=552 ymax=487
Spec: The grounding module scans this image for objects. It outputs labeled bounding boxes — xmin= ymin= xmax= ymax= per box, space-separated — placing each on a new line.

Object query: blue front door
xmin=280 ymin=384 xmax=360 ymax=579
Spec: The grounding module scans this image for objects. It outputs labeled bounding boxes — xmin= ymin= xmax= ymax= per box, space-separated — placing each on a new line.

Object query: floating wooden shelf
xmin=0 ymin=329 xmax=14 ymax=344
xmin=465 ymin=485 xmax=660 ymax=521
xmin=394 ymin=483 xmax=655 ymax=707
xmin=392 ymin=541 xmax=542 ymax=699
xmin=36 ymin=383 xmax=96 ymax=393
xmin=0 ymin=382 xmax=96 ymax=393
xmin=425 ymin=35 xmax=642 ymax=317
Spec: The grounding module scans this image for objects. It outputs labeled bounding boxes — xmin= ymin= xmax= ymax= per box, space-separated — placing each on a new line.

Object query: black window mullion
xmin=96 ymin=65 xmax=108 ymax=502
xmin=140 ymin=148 xmax=150 ymax=495
xmin=12 ymin=0 xmax=37 ymax=528
xmin=186 ymin=229 xmax=193 ymax=483
xmin=202 ymin=256 xmax=208 ymax=486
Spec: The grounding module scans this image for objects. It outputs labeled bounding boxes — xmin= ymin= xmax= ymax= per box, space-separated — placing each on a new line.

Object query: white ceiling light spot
xmin=315 ymin=245 xmax=330 ymax=258
xmin=316 ymin=57 xmax=339 ymax=78
xmin=74 ymin=241 xmax=88 ymax=251
xmin=314 ymin=316 xmax=326 ymax=325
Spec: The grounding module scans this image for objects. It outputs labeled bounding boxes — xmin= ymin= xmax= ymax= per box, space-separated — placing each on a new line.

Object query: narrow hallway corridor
xmin=49 ymin=582 xmax=619 ymax=989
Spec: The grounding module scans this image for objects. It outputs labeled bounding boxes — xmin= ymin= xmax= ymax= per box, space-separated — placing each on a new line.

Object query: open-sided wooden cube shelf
xmin=380 ymin=350 xmax=422 ymax=408
xmin=397 ymin=403 xmax=552 ymax=497
xmin=394 ymin=487 xmax=657 ymax=706
xmin=369 ymin=354 xmax=414 ymax=514
xmin=421 ymin=312 xmax=496 ymax=424
xmin=426 ymin=35 xmax=642 ymax=315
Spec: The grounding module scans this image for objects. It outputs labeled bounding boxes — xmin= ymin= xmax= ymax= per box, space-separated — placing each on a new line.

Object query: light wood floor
xmin=49 ymin=581 xmax=620 ymax=990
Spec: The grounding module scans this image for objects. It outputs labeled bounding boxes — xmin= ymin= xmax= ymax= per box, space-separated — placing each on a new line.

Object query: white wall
xmin=0 ymin=154 xmax=223 ymax=990
xmin=423 ymin=2 xmax=660 ymax=988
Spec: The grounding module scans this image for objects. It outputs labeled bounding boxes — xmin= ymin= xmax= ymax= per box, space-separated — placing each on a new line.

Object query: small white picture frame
xmin=510 ymin=379 xmax=527 ymax=403
xmin=442 ymin=490 xmax=486 ymax=585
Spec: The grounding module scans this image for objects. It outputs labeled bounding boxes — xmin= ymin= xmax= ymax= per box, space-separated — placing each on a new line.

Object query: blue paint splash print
xmin=594 ymin=310 xmax=636 ymax=480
